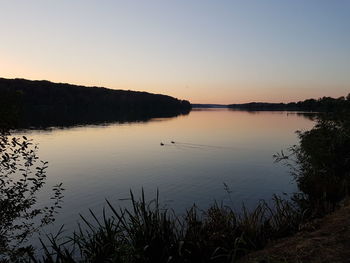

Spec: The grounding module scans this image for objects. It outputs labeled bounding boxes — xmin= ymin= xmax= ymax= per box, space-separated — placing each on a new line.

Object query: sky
xmin=1 ymin=0 xmax=349 ymax=104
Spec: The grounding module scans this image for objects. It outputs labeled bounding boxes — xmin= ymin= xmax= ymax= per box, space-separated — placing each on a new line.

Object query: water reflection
xmin=16 ymin=107 xmax=190 ymax=130
xmin=16 ymin=109 xmax=315 ymax=235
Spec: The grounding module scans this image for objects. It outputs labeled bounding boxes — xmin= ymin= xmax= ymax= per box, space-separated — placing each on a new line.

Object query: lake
xmin=16 ymin=109 xmax=315 ymax=235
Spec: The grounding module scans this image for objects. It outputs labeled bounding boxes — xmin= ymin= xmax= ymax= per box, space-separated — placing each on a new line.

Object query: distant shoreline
xmin=192 ymin=95 xmax=349 ymax=112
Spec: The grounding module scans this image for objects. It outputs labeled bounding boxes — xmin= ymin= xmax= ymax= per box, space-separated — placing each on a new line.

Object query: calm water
xmin=17 ymin=109 xmax=315 ymax=235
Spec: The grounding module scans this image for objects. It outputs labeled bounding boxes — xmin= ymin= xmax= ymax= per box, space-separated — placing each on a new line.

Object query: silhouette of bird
xmin=160 ymin=142 xmax=164 ymax=146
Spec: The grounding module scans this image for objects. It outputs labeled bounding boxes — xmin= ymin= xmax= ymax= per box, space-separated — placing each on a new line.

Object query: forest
xmin=228 ymin=95 xmax=350 ymax=112
xmin=0 ymin=78 xmax=191 ymax=128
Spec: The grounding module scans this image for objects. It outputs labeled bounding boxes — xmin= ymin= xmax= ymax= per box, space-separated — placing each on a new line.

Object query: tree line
xmin=0 ymin=78 xmax=191 ymax=128
xmin=228 ymin=94 xmax=350 ymax=112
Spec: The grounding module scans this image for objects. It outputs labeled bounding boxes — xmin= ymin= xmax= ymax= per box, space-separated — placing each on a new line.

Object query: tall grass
xmin=34 ymin=191 xmax=304 ymax=263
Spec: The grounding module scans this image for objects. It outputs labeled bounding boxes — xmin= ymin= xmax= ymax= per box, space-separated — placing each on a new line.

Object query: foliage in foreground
xmin=275 ymin=113 xmax=350 ymax=216
xmin=33 ymin=191 xmax=303 ymax=263
xmin=0 ymin=132 xmax=64 ymax=261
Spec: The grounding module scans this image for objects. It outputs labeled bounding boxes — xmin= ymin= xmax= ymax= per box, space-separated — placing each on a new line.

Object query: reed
xmin=36 ymin=190 xmax=304 ymax=263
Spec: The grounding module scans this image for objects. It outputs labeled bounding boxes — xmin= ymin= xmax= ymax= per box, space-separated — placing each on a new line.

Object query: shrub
xmin=0 ymin=132 xmax=64 ymax=261
xmin=275 ymin=114 xmax=350 ymax=216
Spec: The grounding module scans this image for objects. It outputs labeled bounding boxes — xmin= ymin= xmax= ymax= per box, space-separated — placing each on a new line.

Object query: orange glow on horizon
xmin=1 ymin=1 xmax=349 ymax=105
xmin=1 ymin=71 xmax=348 ymax=105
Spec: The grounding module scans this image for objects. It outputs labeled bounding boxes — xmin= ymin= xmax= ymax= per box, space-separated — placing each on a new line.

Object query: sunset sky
xmin=1 ymin=0 xmax=349 ymax=104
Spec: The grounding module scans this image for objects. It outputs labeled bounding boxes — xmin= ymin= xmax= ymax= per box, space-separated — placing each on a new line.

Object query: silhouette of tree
xmin=0 ymin=78 xmax=191 ymax=128
xmin=275 ymin=113 xmax=350 ymax=216
xmin=0 ymin=94 xmax=64 ymax=261
xmin=228 ymin=95 xmax=350 ymax=112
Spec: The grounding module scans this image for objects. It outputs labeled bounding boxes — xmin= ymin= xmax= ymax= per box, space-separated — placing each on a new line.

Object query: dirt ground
xmin=240 ymin=202 xmax=350 ymax=263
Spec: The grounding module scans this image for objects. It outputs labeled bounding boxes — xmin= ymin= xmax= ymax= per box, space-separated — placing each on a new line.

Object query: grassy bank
xmin=33 ymin=192 xmax=303 ymax=263
xmin=239 ymin=199 xmax=350 ymax=263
